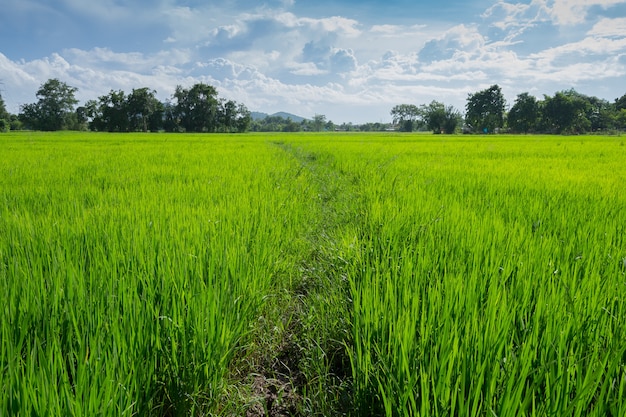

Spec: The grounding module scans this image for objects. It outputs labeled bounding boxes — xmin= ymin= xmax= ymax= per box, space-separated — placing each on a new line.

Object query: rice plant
xmin=2 ymin=132 xmax=625 ymax=416
xmin=0 ymin=132 xmax=318 ymax=415
xmin=280 ymin=133 xmax=626 ymax=416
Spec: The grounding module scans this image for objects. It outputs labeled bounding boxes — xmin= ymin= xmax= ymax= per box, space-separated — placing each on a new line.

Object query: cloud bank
xmin=1 ymin=0 xmax=625 ymax=123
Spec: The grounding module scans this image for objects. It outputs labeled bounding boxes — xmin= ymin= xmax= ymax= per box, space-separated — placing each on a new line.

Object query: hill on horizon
xmin=251 ymin=111 xmax=308 ymax=123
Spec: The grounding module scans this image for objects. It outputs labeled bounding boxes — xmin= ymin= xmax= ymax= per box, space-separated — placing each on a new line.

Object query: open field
xmin=1 ymin=131 xmax=625 ymax=416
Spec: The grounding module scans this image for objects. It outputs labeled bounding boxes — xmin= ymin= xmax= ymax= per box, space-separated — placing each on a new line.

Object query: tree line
xmin=392 ymin=84 xmax=626 ymax=134
xmin=249 ymin=114 xmax=342 ymax=132
xmin=2 ymin=79 xmax=626 ymax=134
xmin=2 ymin=79 xmax=251 ymax=133
xmin=0 ymin=90 xmax=17 ymax=132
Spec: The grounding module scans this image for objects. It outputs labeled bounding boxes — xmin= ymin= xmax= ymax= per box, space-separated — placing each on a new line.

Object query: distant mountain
xmin=250 ymin=111 xmax=269 ymax=121
xmin=251 ymin=111 xmax=308 ymax=123
xmin=271 ymin=112 xmax=307 ymax=122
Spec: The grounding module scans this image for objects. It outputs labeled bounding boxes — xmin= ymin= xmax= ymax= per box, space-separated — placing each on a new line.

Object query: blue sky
xmin=1 ymin=0 xmax=625 ymax=123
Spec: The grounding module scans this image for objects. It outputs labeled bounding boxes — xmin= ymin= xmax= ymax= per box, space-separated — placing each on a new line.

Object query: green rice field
xmin=1 ymin=131 xmax=625 ymax=416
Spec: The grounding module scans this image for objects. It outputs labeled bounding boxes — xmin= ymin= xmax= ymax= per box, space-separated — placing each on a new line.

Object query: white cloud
xmin=288 ymin=62 xmax=329 ymax=76
xmin=418 ymin=24 xmax=485 ymax=62
xmin=194 ymin=58 xmax=258 ymax=80
xmin=481 ymin=0 xmax=552 ymax=42
xmin=530 ymin=36 xmax=626 ymax=61
xmin=550 ymin=0 xmax=591 ymax=25
xmin=299 ymin=15 xmax=362 ymax=38
xmin=330 ymin=48 xmax=358 ymax=73
xmin=544 ymin=0 xmax=625 ymax=26
xmin=482 ymin=0 xmax=626 ymax=35
xmin=164 ymin=6 xmax=218 ymax=44
xmin=587 ymin=17 xmax=626 ymax=38
xmin=0 ymin=53 xmax=39 ymax=91
xmin=2 ymin=1 xmax=626 ymax=123
xmin=63 ymin=48 xmax=193 ymax=72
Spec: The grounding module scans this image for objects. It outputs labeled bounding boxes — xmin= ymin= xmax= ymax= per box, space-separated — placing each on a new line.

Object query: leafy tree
xmin=251 ymin=115 xmax=288 ymax=132
xmin=611 ymin=93 xmax=626 ymax=130
xmin=73 ymin=106 xmax=89 ymax=131
xmin=338 ymin=122 xmax=355 ymax=132
xmin=615 ymin=93 xmax=626 ymax=111
xmin=508 ymin=93 xmax=540 ymax=133
xmin=0 ymin=92 xmax=9 ymax=120
xmin=173 ymin=83 xmax=219 ymax=132
xmin=325 ymin=119 xmax=335 ymax=132
xmin=93 ymin=90 xmax=130 ymax=132
xmin=85 ymin=88 xmax=164 ymax=132
xmin=127 ymin=87 xmax=162 ymax=132
xmin=465 ymin=84 xmax=506 ymax=133
xmin=8 ymin=115 xmax=22 ymax=131
xmin=63 ymin=109 xmax=84 ymax=131
xmin=162 ymin=101 xmax=179 ymax=132
xmin=18 ymin=103 xmax=40 ymax=130
xmin=250 ymin=115 xmax=303 ymax=132
xmin=583 ymin=94 xmax=613 ymax=131
xmin=84 ymin=99 xmax=102 ymax=131
xmin=234 ymin=103 xmax=251 ymax=133
xmin=420 ymin=101 xmax=462 ymax=134
xmin=616 ymin=109 xmax=626 ymax=130
xmin=359 ymin=122 xmax=390 ymax=132
xmin=216 ymin=99 xmax=250 ymax=133
xmin=282 ymin=118 xmax=301 ymax=132
xmin=312 ymin=114 xmax=327 ymax=132
xmin=19 ymin=79 xmax=79 ymax=131
xmin=0 ymin=92 xmax=9 ymax=132
xmin=390 ymin=104 xmax=420 ymax=132
xmin=218 ymin=99 xmax=238 ymax=133
xmin=542 ymin=90 xmax=591 ymax=134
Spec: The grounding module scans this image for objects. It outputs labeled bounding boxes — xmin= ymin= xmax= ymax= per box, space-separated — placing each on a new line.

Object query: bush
xmin=0 ymin=119 xmax=9 ymax=132
xmin=10 ymin=118 xmax=23 ymax=131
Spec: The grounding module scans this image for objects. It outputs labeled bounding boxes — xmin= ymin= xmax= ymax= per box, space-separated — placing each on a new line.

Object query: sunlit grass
xmin=0 ymin=132 xmax=317 ymax=415
xmin=289 ymin=134 xmax=626 ymax=416
xmin=1 ymin=131 xmax=625 ymax=416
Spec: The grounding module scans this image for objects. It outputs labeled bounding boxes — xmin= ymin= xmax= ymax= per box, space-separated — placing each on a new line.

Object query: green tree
xmin=127 ymin=87 xmax=162 ymax=132
xmin=390 ymin=104 xmax=420 ymax=132
xmin=508 ymin=93 xmax=540 ymax=133
xmin=0 ymin=92 xmax=9 ymax=120
xmin=615 ymin=93 xmax=626 ymax=111
xmin=250 ymin=115 xmax=302 ymax=132
xmin=218 ymin=99 xmax=238 ymax=133
xmin=84 ymin=99 xmax=103 ymax=131
xmin=584 ymin=95 xmax=613 ymax=131
xmin=216 ymin=99 xmax=250 ymax=133
xmin=173 ymin=83 xmax=219 ymax=132
xmin=0 ymin=92 xmax=9 ymax=132
xmin=465 ymin=84 xmax=506 ymax=133
xmin=613 ymin=93 xmax=626 ymax=130
xmin=312 ymin=114 xmax=327 ymax=132
xmin=420 ymin=101 xmax=462 ymax=134
xmin=95 ymin=90 xmax=130 ymax=132
xmin=542 ymin=90 xmax=591 ymax=134
xmin=18 ymin=79 xmax=79 ymax=131
xmin=234 ymin=103 xmax=251 ymax=133
xmin=325 ymin=119 xmax=335 ymax=132
xmin=282 ymin=118 xmax=301 ymax=132
xmin=163 ymin=101 xmax=179 ymax=132
xmin=72 ymin=106 xmax=89 ymax=131
xmin=9 ymin=115 xmax=23 ymax=131
xmin=616 ymin=109 xmax=626 ymax=130
xmin=359 ymin=122 xmax=389 ymax=132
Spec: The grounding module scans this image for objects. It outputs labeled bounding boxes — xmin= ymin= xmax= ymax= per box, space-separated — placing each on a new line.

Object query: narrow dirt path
xmin=229 ymin=141 xmax=362 ymax=416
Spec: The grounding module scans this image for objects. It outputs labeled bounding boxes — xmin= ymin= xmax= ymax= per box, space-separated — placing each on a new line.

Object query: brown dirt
xmin=245 ymin=374 xmax=301 ymax=417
